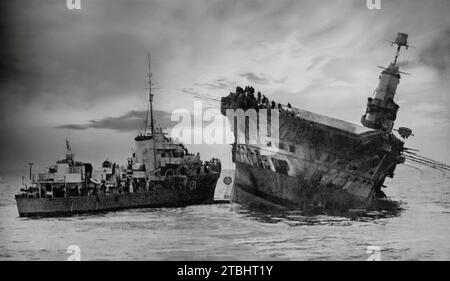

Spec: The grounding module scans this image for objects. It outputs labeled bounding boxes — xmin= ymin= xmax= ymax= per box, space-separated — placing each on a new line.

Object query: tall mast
xmin=144 ymin=52 xmax=155 ymax=136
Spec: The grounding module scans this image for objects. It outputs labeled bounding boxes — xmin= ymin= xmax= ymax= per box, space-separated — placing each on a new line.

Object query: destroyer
xmin=220 ymin=33 xmax=417 ymax=212
xmin=15 ymin=54 xmax=221 ymax=217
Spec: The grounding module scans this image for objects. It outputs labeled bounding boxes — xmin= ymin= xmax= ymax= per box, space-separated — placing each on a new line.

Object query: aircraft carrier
xmin=220 ymin=33 xmax=416 ymax=212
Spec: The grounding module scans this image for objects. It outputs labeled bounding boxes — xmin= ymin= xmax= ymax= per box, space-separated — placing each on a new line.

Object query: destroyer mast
xmin=144 ymin=52 xmax=155 ymax=136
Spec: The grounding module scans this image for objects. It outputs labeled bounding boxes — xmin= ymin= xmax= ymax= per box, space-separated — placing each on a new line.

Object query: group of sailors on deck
xmin=230 ymin=86 xmax=296 ymax=116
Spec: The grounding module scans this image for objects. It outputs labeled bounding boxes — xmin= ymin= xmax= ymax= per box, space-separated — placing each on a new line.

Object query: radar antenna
xmin=390 ymin=32 xmax=411 ymax=66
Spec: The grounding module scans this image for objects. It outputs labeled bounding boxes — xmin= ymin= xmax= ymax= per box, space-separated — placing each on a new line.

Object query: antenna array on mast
xmin=390 ymin=32 xmax=411 ymax=66
xmin=144 ymin=52 xmax=155 ymax=136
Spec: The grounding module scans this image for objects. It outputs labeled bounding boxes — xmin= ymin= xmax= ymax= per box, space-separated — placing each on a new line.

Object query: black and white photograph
xmin=1 ymin=0 xmax=449 ymax=265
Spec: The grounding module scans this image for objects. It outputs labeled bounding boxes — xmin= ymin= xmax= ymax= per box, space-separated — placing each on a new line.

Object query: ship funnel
xmin=361 ymin=33 xmax=410 ymax=132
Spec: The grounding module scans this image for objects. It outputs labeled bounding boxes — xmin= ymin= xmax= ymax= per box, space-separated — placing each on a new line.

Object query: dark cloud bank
xmin=57 ymin=110 xmax=177 ymax=132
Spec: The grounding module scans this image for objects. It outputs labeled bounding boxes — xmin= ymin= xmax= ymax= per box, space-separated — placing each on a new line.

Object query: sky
xmin=0 ymin=0 xmax=449 ymax=175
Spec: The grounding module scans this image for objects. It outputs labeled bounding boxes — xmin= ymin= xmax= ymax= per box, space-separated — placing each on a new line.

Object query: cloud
xmin=306 ymin=56 xmax=327 ymax=71
xmin=240 ymin=72 xmax=287 ymax=85
xmin=193 ymin=77 xmax=237 ymax=91
xmin=419 ymin=28 xmax=450 ymax=75
xmin=2 ymin=0 xmax=450 ymax=172
xmin=57 ymin=124 xmax=89 ymax=130
xmin=56 ymin=108 xmax=220 ymax=132
xmin=57 ymin=110 xmax=177 ymax=132
xmin=241 ymin=72 xmax=270 ymax=84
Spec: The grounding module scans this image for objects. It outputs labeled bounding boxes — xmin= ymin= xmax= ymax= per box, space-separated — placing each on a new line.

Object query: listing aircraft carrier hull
xmin=221 ymin=94 xmax=405 ymax=212
xmin=15 ymin=173 xmax=219 ymax=217
xmin=233 ymin=158 xmax=371 ymax=211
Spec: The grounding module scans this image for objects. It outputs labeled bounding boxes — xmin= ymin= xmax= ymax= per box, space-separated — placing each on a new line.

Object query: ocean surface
xmin=1 ymin=165 xmax=449 ymax=261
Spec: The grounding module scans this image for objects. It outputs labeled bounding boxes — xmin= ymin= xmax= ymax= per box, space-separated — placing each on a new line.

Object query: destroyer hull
xmin=16 ymin=173 xmax=219 ymax=217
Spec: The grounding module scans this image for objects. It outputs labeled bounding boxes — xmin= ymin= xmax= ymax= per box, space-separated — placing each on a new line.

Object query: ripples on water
xmin=0 ymin=166 xmax=449 ymax=260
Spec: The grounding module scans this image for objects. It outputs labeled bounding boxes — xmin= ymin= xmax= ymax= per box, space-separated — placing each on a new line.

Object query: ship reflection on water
xmin=230 ymin=200 xmax=404 ymax=226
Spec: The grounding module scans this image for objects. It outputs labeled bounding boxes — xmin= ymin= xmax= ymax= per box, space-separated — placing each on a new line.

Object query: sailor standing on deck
xmin=145 ymin=179 xmax=150 ymax=192
xmin=100 ymin=181 xmax=106 ymax=194
xmin=129 ymin=180 xmax=134 ymax=193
